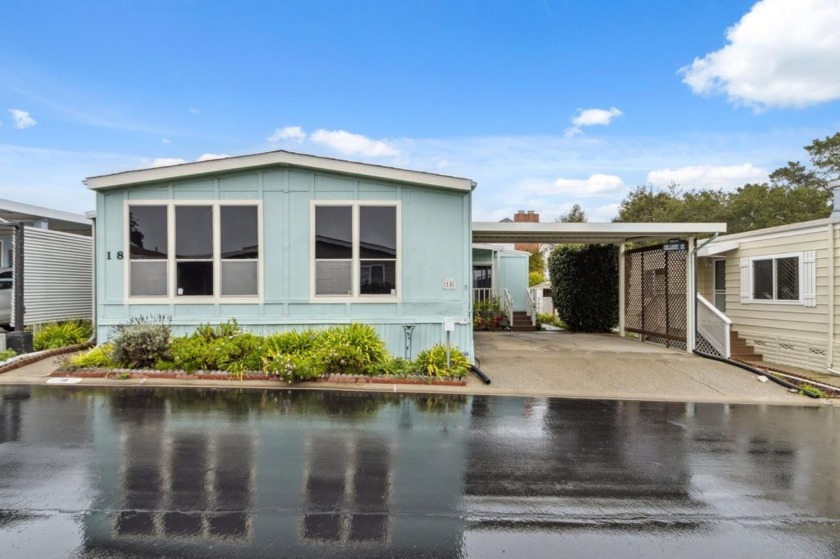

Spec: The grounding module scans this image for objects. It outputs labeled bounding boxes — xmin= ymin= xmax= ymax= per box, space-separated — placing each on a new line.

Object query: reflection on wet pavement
xmin=0 ymin=386 xmax=838 ymax=558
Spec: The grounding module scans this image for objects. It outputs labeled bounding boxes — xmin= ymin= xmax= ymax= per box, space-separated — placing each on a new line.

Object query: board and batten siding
xmin=12 ymin=227 xmax=93 ymax=325
xmin=722 ymin=226 xmax=832 ymax=372
xmin=95 ymin=167 xmax=474 ymax=358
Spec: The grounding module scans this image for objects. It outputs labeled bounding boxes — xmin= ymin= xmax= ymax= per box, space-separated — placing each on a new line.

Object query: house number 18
xmin=107 ymin=251 xmax=124 ymax=260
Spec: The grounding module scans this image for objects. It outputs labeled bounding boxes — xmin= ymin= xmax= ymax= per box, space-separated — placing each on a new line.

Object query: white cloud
xmin=566 ymin=107 xmax=623 ymax=137
xmin=197 ymin=153 xmax=229 ymax=161
xmin=522 ymin=174 xmax=626 ymax=198
xmin=681 ymin=0 xmax=840 ymax=109
xmin=310 ymin=129 xmax=400 ymax=157
xmin=149 ymin=157 xmax=187 ymax=168
xmin=188 ymin=107 xmax=200 ymax=114
xmin=267 ymin=126 xmax=306 ymax=143
xmin=647 ymin=163 xmax=768 ymax=190
xmin=161 ymin=138 xmax=171 ymax=144
xmin=9 ymin=109 xmax=36 ymax=129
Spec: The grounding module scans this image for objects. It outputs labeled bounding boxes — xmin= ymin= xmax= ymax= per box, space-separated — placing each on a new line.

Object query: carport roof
xmin=472 ymin=221 xmax=726 ymax=244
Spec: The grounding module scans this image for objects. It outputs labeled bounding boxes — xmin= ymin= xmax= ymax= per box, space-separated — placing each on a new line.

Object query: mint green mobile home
xmin=85 ymin=151 xmax=476 ymax=359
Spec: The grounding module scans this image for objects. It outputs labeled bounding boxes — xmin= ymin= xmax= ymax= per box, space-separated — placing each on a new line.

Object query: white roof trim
xmin=472 ymin=222 xmax=726 ymax=244
xmin=697 ymin=240 xmax=739 ymax=257
xmin=85 ymin=150 xmax=476 ymax=192
xmin=703 ymin=215 xmax=840 ymax=245
xmin=0 ymin=198 xmax=90 ymax=226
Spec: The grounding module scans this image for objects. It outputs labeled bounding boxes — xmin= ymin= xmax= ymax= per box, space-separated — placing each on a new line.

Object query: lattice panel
xmin=624 ymin=244 xmax=687 ymax=346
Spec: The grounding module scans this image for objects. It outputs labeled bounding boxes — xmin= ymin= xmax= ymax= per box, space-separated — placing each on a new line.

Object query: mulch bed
xmin=50 ymin=368 xmax=467 ymax=386
xmin=734 ymin=360 xmax=840 ymax=398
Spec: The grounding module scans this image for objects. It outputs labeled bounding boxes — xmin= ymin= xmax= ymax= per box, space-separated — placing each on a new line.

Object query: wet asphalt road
xmin=0 ymin=386 xmax=838 ymax=558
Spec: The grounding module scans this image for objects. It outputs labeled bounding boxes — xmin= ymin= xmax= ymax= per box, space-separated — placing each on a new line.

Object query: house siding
xmin=95 ymin=167 xmax=474 ymax=359
xmin=715 ymin=226 xmax=834 ymax=372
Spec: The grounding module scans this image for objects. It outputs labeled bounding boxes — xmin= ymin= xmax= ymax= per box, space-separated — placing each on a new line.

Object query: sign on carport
xmin=663 ymin=238 xmax=687 ymax=252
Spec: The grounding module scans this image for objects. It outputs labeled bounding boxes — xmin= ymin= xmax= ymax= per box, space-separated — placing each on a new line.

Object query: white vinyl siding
xmin=13 ymin=227 xmax=92 ymax=325
xmin=723 ymin=228 xmax=829 ymax=371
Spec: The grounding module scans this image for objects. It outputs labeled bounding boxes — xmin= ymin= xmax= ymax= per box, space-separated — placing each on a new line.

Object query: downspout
xmin=828 ymin=221 xmax=835 ymax=371
xmin=691 ymin=233 xmax=720 ymax=352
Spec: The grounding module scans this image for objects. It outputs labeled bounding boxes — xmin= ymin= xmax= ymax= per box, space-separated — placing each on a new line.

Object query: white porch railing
xmin=696 ymin=293 xmax=731 ymax=358
xmin=473 ymin=287 xmax=494 ymax=303
xmin=526 ymin=288 xmax=537 ymax=327
xmin=503 ymin=288 xmax=513 ymax=327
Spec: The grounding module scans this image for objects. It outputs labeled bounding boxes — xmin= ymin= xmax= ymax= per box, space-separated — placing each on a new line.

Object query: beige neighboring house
xmin=697 ymin=181 xmax=840 ymax=374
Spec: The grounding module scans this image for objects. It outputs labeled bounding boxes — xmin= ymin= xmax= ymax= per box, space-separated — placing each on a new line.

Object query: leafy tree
xmin=527 ymin=248 xmax=546 ymax=275
xmin=558 ymin=203 xmax=588 ymax=223
xmin=613 ymin=186 xmax=679 ymax=223
xmin=548 ymin=244 xmax=618 ymax=332
xmin=727 ymin=182 xmax=830 ymax=233
xmin=804 ymin=132 xmax=840 ymax=182
xmin=529 ymin=271 xmax=545 ymax=286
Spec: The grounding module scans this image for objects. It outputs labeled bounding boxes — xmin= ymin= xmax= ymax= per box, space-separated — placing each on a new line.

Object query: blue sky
xmin=2 ymin=0 xmax=839 ymax=221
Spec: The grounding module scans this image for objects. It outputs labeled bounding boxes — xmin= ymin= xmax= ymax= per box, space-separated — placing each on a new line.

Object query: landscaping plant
xmin=33 ymin=319 xmax=93 ymax=350
xmin=110 ymin=315 xmax=172 ymax=369
xmin=0 ymin=349 xmax=16 ymax=362
xmin=66 ymin=344 xmax=116 ymax=369
xmin=548 ymin=244 xmax=619 ymax=332
xmin=415 ymin=344 xmax=470 ymax=378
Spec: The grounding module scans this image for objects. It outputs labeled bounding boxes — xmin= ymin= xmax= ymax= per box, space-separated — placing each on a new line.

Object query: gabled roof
xmin=84 ymin=150 xmax=476 ymax=193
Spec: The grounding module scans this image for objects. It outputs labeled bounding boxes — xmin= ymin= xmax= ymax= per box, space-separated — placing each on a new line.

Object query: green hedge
xmin=547 ymin=244 xmax=619 ymax=332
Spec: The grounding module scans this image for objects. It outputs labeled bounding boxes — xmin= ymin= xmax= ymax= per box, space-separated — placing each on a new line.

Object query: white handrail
xmin=697 ymin=293 xmax=731 ymax=324
xmin=503 ymin=288 xmax=513 ymax=327
xmin=696 ymin=293 xmax=731 ymax=358
xmin=526 ymin=288 xmax=538 ymax=326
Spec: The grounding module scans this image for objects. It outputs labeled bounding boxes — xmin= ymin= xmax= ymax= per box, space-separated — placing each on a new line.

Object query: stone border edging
xmin=0 ymin=342 xmax=93 ymax=374
xmin=50 ymin=368 xmax=468 ymax=386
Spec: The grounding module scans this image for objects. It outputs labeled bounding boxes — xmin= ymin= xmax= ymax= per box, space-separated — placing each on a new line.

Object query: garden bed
xmin=50 ymin=367 xmax=467 ymax=386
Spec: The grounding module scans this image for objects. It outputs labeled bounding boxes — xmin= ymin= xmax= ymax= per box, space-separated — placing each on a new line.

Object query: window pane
xmin=752 ymin=260 xmax=773 ymax=300
xmin=176 ymin=206 xmax=213 ymax=258
xmin=714 ymin=259 xmax=725 ymax=288
xmin=776 ymin=257 xmax=799 ymax=300
xmin=473 ymin=265 xmax=491 ymax=288
xmin=129 ymin=206 xmax=168 ymax=259
xmin=360 ymin=260 xmax=396 ymax=295
xmin=316 ymin=260 xmax=352 ymax=295
xmin=130 ymin=261 xmax=167 ymax=296
xmin=360 ymin=206 xmax=396 ymax=258
xmin=315 ymin=206 xmax=352 ymax=259
xmin=221 ymin=206 xmax=258 ymax=259
xmin=177 ymin=262 xmax=213 ymax=296
xmin=222 ymin=261 xmax=258 ymax=296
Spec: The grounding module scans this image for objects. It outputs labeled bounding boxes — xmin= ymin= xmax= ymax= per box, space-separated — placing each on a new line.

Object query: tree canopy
xmin=613 ymin=132 xmax=838 ymax=233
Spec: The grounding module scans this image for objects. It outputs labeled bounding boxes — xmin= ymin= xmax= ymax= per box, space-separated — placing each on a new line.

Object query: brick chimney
xmin=513 ymin=210 xmax=540 ymax=252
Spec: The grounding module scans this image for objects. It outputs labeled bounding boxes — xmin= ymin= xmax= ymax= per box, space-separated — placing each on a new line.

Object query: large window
xmin=752 ymin=256 xmax=799 ymax=301
xmin=313 ymin=203 xmax=398 ymax=299
xmin=740 ymin=251 xmax=815 ymax=307
xmin=128 ymin=203 xmax=260 ymax=300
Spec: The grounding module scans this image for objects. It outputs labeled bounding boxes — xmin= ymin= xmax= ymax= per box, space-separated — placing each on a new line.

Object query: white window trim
xmin=310 ymin=200 xmax=401 ymax=303
xmin=745 ymin=252 xmax=804 ymax=305
xmin=124 ymin=200 xmax=263 ymax=304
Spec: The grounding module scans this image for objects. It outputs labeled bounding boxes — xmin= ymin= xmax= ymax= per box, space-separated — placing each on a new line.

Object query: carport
xmin=471 ymin=221 xmax=727 ymax=353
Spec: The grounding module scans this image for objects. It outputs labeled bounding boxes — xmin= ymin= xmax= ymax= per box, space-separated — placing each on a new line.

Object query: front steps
xmin=511 ymin=311 xmax=537 ymax=331
xmin=730 ymin=330 xmax=763 ymax=362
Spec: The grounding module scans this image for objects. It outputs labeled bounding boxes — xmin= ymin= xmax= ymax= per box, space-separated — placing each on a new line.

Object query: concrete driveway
xmin=473 ymin=330 xmax=822 ymax=405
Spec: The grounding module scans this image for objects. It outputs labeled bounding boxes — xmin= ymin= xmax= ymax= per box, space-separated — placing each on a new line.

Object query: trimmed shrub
xmin=262 ymin=329 xmax=320 ymax=355
xmin=548 ymin=244 xmax=619 ymax=332
xmin=33 ymin=319 xmax=93 ymax=350
xmin=380 ymin=357 xmax=419 ymax=376
xmin=66 ymin=344 xmax=116 ymax=369
xmin=111 ymin=316 xmax=172 ymax=369
xmin=0 ymin=348 xmax=16 ymax=362
xmin=415 ymin=344 xmax=470 ymax=378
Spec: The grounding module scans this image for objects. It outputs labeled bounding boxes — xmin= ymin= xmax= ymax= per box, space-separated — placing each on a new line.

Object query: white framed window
xmin=740 ymin=251 xmax=815 ymax=307
xmin=311 ymin=201 xmax=400 ymax=301
xmin=125 ymin=201 xmax=262 ymax=302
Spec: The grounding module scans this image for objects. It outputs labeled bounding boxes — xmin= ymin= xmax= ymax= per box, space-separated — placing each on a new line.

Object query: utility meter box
xmin=443 ymin=318 xmax=455 ymax=332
